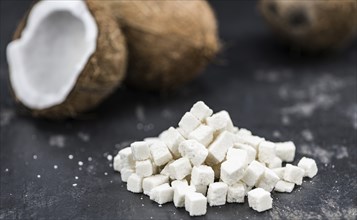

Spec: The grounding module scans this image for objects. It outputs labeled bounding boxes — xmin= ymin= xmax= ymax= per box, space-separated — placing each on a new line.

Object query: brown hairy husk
xmin=108 ymin=0 xmax=220 ymax=91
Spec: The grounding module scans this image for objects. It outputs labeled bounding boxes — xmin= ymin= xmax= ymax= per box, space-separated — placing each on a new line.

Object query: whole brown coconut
xmin=259 ymin=0 xmax=357 ymax=51
xmin=108 ymin=0 xmax=220 ymax=91
xmin=8 ymin=0 xmax=127 ymax=119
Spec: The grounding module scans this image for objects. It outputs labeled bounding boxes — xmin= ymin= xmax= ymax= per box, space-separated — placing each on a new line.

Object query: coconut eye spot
xmin=7 ymin=0 xmax=98 ymax=110
xmin=288 ymin=8 xmax=309 ymax=28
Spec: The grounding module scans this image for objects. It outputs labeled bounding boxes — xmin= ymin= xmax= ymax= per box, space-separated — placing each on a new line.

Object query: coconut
xmin=108 ymin=0 xmax=220 ymax=91
xmin=259 ymin=0 xmax=357 ymax=51
xmin=7 ymin=0 xmax=127 ymax=118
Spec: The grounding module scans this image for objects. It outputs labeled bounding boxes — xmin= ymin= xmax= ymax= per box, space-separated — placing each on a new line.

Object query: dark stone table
xmin=1 ymin=1 xmax=356 ymax=219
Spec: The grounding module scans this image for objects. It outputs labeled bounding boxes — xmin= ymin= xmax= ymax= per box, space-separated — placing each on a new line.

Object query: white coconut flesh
xmin=7 ymin=0 xmax=98 ymax=109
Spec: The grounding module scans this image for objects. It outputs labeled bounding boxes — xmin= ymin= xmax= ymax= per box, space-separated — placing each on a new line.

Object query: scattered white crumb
xmin=68 ymin=155 xmax=74 ymax=160
xmin=142 ymin=204 xmax=145 ymax=207
xmin=79 ymin=167 xmax=82 ymax=171
xmin=78 ymin=161 xmax=83 ymax=166
xmin=73 ymin=183 xmax=77 ymax=187
xmin=5 ymin=168 xmax=9 ymax=172
xmin=88 ymin=157 xmax=93 ymax=162
xmin=104 ymin=172 xmax=108 ymax=176
xmin=282 ymin=115 xmax=290 ymax=125
xmin=49 ymin=135 xmax=66 ymax=148
xmin=33 ymin=155 xmax=38 ymax=160
xmin=107 ymin=155 xmax=113 ymax=161
xmin=0 ymin=109 xmax=14 ymax=126
xmin=136 ymin=105 xmax=145 ymax=121
xmin=54 ymin=165 xmax=58 ymax=169
xmin=109 ymin=164 xmax=113 ymax=167
xmin=75 ymin=176 xmax=79 ymax=180
xmin=78 ymin=132 xmax=90 ymax=142
xmin=37 ymin=175 xmax=41 ymax=178
xmin=158 ymin=205 xmax=162 ymax=207
xmin=273 ymin=130 xmax=281 ymax=138
xmin=301 ymin=129 xmax=314 ymax=141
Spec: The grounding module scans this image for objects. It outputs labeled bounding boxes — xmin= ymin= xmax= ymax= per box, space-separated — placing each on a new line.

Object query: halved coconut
xmin=7 ymin=0 xmax=127 ymax=118
xmin=108 ymin=0 xmax=220 ymax=91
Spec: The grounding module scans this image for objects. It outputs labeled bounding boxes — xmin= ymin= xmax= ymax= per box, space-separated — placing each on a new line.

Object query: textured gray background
xmin=1 ymin=0 xmax=356 ymax=219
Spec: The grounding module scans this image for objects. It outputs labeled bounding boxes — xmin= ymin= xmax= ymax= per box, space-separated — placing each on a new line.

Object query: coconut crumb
xmin=33 ymin=155 xmax=38 ymax=160
xmin=49 ymin=135 xmax=66 ymax=148
xmin=68 ymin=155 xmax=74 ymax=160
xmin=78 ymin=132 xmax=90 ymax=142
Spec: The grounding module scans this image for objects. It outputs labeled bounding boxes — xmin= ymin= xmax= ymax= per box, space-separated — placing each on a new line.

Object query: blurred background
xmin=1 ymin=0 xmax=356 ymax=219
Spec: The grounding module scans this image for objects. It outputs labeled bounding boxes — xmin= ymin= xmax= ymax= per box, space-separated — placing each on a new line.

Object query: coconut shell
xmin=107 ymin=0 xmax=220 ymax=91
xmin=259 ymin=0 xmax=357 ymax=51
xmin=11 ymin=0 xmax=127 ymax=119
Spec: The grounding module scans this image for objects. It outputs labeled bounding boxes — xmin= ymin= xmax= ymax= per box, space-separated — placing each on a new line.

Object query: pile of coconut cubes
xmin=113 ymin=101 xmax=318 ymax=216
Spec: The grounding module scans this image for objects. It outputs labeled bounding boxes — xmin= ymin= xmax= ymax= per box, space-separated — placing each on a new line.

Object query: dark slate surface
xmin=1 ymin=1 xmax=356 ymax=219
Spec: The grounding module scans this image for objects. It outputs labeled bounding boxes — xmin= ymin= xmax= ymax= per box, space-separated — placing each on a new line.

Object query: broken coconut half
xmin=7 ymin=0 xmax=127 ymax=118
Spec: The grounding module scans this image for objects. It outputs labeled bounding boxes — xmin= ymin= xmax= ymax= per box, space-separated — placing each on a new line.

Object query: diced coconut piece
xmin=149 ymin=141 xmax=173 ymax=166
xmin=220 ymin=160 xmax=246 ymax=185
xmin=275 ymin=141 xmax=296 ymax=162
xmin=247 ymin=188 xmax=272 ymax=212
xmin=274 ymin=180 xmax=295 ymax=193
xmin=283 ymin=164 xmax=305 ymax=185
xmin=206 ymin=131 xmax=234 ymax=165
xmin=149 ymin=183 xmax=174 ymax=205
xmin=233 ymin=143 xmax=257 ymax=164
xmin=191 ymin=165 xmax=215 ymax=186
xmin=185 ymin=192 xmax=207 ymax=216
xmin=135 ymin=159 xmax=154 ymax=177
xmin=131 ymin=141 xmax=150 ymax=161
xmin=188 ymin=125 xmax=214 ymax=146
xmin=190 ymin=101 xmax=213 ymax=121
xmin=173 ymin=184 xmax=195 ymax=208
xmin=169 ymin=157 xmax=192 ymax=180
xmin=258 ymin=141 xmax=276 ymax=164
xmin=142 ymin=174 xmax=169 ymax=196
xmin=207 ymin=182 xmax=228 ymax=206
xmin=178 ymin=112 xmax=201 ymax=135
xmin=206 ymin=110 xmax=234 ymax=133
xmin=298 ymin=157 xmax=318 ymax=178
xmin=255 ymin=168 xmax=280 ymax=192
xmin=178 ymin=140 xmax=208 ymax=166
xmin=241 ymin=160 xmax=265 ymax=186
xmin=159 ymin=127 xmax=185 ymax=158
xmin=227 ymin=182 xmax=246 ymax=203
xmin=127 ymin=173 xmax=143 ymax=193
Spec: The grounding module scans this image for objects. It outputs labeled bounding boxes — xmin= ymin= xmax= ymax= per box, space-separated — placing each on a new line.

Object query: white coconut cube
xmin=227 ymin=182 xmax=246 ymax=203
xmin=258 ymin=141 xmax=276 ymax=164
xmin=160 ymin=161 xmax=173 ymax=177
xmin=256 ymin=168 xmax=280 ymax=192
xmin=149 ymin=183 xmax=174 ymax=205
xmin=267 ymin=157 xmax=282 ymax=169
xmin=127 ymin=173 xmax=143 ymax=193
xmin=207 ymin=182 xmax=228 ymax=206
xmin=236 ymin=135 xmax=265 ymax=150
xmin=233 ymin=143 xmax=257 ymax=164
xmin=247 ymin=188 xmax=272 ymax=212
xmin=173 ymin=185 xmax=196 ymax=208
xmin=275 ymin=141 xmax=296 ymax=162
xmin=220 ymin=160 xmax=246 ymax=185
xmin=192 ymin=184 xmax=208 ymax=196
xmin=185 ymin=192 xmax=207 ymax=216
xmin=226 ymin=148 xmax=249 ymax=166
xmin=188 ymin=125 xmax=214 ymax=146
xmin=298 ymin=157 xmax=318 ymax=178
xmin=236 ymin=128 xmax=252 ymax=136
xmin=169 ymin=157 xmax=192 ymax=180
xmin=120 ymin=168 xmax=135 ymax=182
xmin=272 ymin=167 xmax=285 ymax=179
xmin=206 ymin=131 xmax=234 ymax=165
xmin=284 ymin=164 xmax=305 ymax=185
xmin=113 ymin=154 xmax=122 ymax=172
xmin=178 ymin=140 xmax=208 ymax=166
xmin=117 ymin=147 xmax=135 ymax=170
xmin=190 ymin=101 xmax=213 ymax=121
xmin=274 ymin=180 xmax=295 ymax=193
xmin=142 ymin=174 xmax=169 ymax=196
xmin=130 ymin=141 xmax=150 ymax=161
xmin=205 ymin=110 xmax=234 ymax=133
xmin=191 ymin=165 xmax=215 ymax=186
xmin=171 ymin=179 xmax=188 ymax=189
xmin=241 ymin=160 xmax=265 ymax=186
xmin=135 ymin=159 xmax=154 ymax=177
xmin=178 ymin=112 xmax=201 ymax=135
xmin=159 ymin=127 xmax=185 ymax=158
xmin=149 ymin=141 xmax=173 ymax=166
